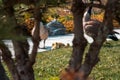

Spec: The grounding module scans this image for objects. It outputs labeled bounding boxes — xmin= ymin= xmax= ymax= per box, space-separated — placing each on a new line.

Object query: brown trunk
xmin=4 ymin=4 xmax=35 ymax=80
xmin=0 ymin=42 xmax=20 ymax=80
xmin=2 ymin=2 xmax=41 ymax=80
xmin=29 ymin=7 xmax=42 ymax=65
xmin=67 ymin=0 xmax=87 ymax=71
xmin=12 ymin=7 xmax=40 ymax=80
xmin=61 ymin=0 xmax=118 ymax=80
xmin=0 ymin=55 xmax=9 ymax=80
xmin=78 ymin=39 xmax=104 ymax=79
xmin=2 ymin=0 xmax=42 ymax=80
xmin=60 ymin=0 xmax=87 ymax=80
xmin=12 ymin=8 xmax=41 ymax=80
xmin=76 ymin=0 xmax=118 ymax=80
xmin=12 ymin=40 xmax=35 ymax=80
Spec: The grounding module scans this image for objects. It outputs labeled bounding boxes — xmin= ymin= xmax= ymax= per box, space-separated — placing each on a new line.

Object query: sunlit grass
xmin=34 ymin=47 xmax=72 ymax=80
xmin=3 ymin=40 xmax=120 ymax=80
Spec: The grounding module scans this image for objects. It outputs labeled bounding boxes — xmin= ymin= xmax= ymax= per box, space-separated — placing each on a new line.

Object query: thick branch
xmin=0 ymin=57 xmax=9 ymax=80
xmin=29 ymin=7 xmax=41 ymax=66
xmin=60 ymin=1 xmax=88 ymax=80
xmin=78 ymin=40 xmax=104 ymax=79
xmin=103 ymin=0 xmax=118 ymax=34
xmin=75 ymin=0 xmax=118 ymax=79
xmin=68 ymin=0 xmax=87 ymax=71
xmin=12 ymin=40 xmax=34 ymax=80
xmin=0 ymin=41 xmax=20 ymax=80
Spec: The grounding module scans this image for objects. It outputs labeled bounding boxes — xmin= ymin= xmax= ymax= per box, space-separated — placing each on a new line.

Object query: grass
xmin=34 ymin=47 xmax=72 ymax=80
xmin=3 ymin=40 xmax=120 ymax=80
xmin=33 ymin=40 xmax=120 ymax=80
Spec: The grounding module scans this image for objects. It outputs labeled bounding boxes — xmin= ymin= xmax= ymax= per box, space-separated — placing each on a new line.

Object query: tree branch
xmin=29 ymin=7 xmax=41 ymax=66
xmin=0 ymin=41 xmax=20 ymax=80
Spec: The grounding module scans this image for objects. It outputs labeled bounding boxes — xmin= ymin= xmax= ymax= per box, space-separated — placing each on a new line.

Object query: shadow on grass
xmin=103 ymin=40 xmax=120 ymax=48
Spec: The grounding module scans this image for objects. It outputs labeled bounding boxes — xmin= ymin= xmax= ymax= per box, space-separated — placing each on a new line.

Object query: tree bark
xmin=29 ymin=7 xmax=42 ymax=65
xmin=0 ymin=42 xmax=20 ymax=80
xmin=2 ymin=1 xmax=42 ymax=80
xmin=60 ymin=0 xmax=88 ymax=80
xmin=68 ymin=0 xmax=87 ymax=71
xmin=76 ymin=0 xmax=118 ymax=80
xmin=4 ymin=4 xmax=34 ymax=80
xmin=12 ymin=6 xmax=41 ymax=80
xmin=12 ymin=39 xmax=35 ymax=80
xmin=0 ymin=52 xmax=9 ymax=80
xmin=61 ymin=0 xmax=118 ymax=80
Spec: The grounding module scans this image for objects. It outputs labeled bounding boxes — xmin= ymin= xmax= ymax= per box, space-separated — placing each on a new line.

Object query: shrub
xmin=25 ymin=18 xmax=34 ymax=32
xmin=62 ymin=20 xmax=74 ymax=33
xmin=91 ymin=12 xmax=120 ymax=28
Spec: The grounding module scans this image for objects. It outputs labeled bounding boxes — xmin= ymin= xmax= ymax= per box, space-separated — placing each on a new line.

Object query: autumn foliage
xmin=91 ymin=12 xmax=120 ymax=28
xmin=24 ymin=10 xmax=119 ymax=35
xmin=62 ymin=20 xmax=74 ymax=33
xmin=25 ymin=18 xmax=35 ymax=33
xmin=91 ymin=12 xmax=104 ymax=22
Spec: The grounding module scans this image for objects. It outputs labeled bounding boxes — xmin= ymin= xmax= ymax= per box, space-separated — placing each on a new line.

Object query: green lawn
xmin=3 ymin=41 xmax=120 ymax=80
xmin=34 ymin=40 xmax=120 ymax=80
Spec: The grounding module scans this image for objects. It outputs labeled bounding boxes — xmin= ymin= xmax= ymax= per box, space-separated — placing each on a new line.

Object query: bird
xmin=51 ymin=42 xmax=70 ymax=50
xmin=82 ymin=5 xmax=119 ymax=42
xmin=31 ymin=21 xmax=49 ymax=49
xmin=107 ymin=31 xmax=119 ymax=41
xmin=82 ymin=5 xmax=103 ymax=42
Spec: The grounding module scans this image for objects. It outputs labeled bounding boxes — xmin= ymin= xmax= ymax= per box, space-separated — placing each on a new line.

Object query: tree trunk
xmin=12 ymin=7 xmax=41 ymax=80
xmin=29 ymin=7 xmax=42 ymax=65
xmin=2 ymin=1 xmax=41 ymax=80
xmin=68 ymin=0 xmax=87 ymax=71
xmin=61 ymin=0 xmax=118 ymax=80
xmin=0 ymin=54 xmax=9 ymax=80
xmin=12 ymin=40 xmax=35 ymax=80
xmin=0 ymin=42 xmax=20 ymax=80
xmin=114 ymin=1 xmax=120 ymax=25
xmin=4 ymin=4 xmax=34 ymax=80
xmin=60 ymin=0 xmax=87 ymax=80
xmin=76 ymin=0 xmax=118 ymax=80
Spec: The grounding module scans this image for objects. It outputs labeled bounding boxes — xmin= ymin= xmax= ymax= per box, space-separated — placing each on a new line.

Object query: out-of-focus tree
xmin=0 ymin=0 xmax=69 ymax=80
xmin=60 ymin=0 xmax=119 ymax=80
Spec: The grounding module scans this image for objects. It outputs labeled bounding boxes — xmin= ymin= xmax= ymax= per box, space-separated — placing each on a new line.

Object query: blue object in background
xmin=46 ymin=20 xmax=66 ymax=36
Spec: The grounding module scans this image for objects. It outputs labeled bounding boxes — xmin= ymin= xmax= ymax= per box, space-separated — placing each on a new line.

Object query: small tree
xmin=60 ymin=0 xmax=119 ymax=80
xmin=0 ymin=0 xmax=69 ymax=80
